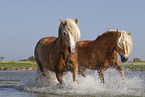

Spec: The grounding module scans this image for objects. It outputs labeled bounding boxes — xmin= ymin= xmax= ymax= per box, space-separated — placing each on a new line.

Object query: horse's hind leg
xmin=36 ymin=66 xmax=41 ymax=81
xmin=79 ymin=69 xmax=86 ymax=77
xmin=56 ymin=72 xmax=63 ymax=84
xmin=98 ymin=68 xmax=105 ymax=84
xmin=79 ymin=66 xmax=86 ymax=77
xmin=36 ymin=63 xmax=51 ymax=80
xmin=41 ymin=69 xmax=51 ymax=79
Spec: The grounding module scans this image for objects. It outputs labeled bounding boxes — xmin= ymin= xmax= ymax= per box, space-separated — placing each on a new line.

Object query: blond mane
xmin=117 ymin=30 xmax=133 ymax=56
xmin=58 ymin=18 xmax=81 ymax=41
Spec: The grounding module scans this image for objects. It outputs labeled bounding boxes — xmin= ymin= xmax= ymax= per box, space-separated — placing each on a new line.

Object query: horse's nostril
xmin=68 ymin=46 xmax=71 ymax=53
xmin=121 ymin=55 xmax=128 ymax=62
xmin=67 ymin=46 xmax=76 ymax=54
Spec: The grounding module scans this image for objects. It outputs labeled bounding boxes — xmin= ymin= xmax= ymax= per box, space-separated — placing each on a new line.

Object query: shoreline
xmin=0 ymin=67 xmax=37 ymax=71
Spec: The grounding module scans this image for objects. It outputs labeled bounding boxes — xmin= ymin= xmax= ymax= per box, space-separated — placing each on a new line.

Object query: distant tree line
xmin=19 ymin=56 xmax=35 ymax=61
xmin=0 ymin=56 xmax=4 ymax=60
xmin=133 ymin=57 xmax=141 ymax=62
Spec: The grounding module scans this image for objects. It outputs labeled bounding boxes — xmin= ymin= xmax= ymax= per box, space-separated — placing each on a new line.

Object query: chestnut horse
xmin=34 ymin=18 xmax=81 ymax=84
xmin=77 ymin=29 xmax=133 ymax=83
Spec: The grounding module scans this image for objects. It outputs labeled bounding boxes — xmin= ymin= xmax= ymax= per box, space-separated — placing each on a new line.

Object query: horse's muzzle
xmin=68 ymin=46 xmax=76 ymax=54
xmin=121 ymin=55 xmax=128 ymax=62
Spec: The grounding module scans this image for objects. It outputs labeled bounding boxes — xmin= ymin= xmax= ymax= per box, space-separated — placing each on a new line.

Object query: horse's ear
xmin=128 ymin=32 xmax=131 ymax=35
xmin=117 ymin=29 xmax=121 ymax=36
xmin=59 ymin=18 xmax=65 ymax=25
xmin=75 ymin=18 xmax=78 ymax=24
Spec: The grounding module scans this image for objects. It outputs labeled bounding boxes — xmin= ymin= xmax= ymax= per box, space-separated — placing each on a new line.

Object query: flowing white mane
xmin=59 ymin=18 xmax=81 ymax=41
xmin=117 ymin=30 xmax=133 ymax=56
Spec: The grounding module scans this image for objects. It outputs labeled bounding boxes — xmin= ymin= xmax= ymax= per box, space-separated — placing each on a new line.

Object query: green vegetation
xmin=0 ymin=60 xmax=37 ymax=70
xmin=0 ymin=56 xmax=36 ymax=70
xmin=120 ymin=61 xmax=145 ymax=71
xmin=0 ymin=60 xmax=37 ymax=68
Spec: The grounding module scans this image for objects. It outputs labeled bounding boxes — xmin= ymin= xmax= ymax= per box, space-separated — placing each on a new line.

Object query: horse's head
xmin=58 ymin=18 xmax=81 ymax=54
xmin=116 ymin=30 xmax=133 ymax=62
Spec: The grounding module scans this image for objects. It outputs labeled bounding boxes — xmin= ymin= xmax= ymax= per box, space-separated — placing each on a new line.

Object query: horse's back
xmin=77 ymin=40 xmax=92 ymax=48
xmin=35 ymin=37 xmax=56 ymax=54
xmin=37 ymin=37 xmax=56 ymax=46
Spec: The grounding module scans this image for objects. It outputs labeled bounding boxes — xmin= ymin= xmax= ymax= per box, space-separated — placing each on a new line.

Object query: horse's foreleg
xmin=56 ymin=72 xmax=63 ymax=84
xmin=98 ymin=68 xmax=105 ymax=83
xmin=73 ymin=63 xmax=78 ymax=82
xmin=114 ymin=64 xmax=125 ymax=79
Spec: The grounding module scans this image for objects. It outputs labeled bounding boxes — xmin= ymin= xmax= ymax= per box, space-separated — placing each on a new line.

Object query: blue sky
xmin=0 ymin=0 xmax=145 ymax=61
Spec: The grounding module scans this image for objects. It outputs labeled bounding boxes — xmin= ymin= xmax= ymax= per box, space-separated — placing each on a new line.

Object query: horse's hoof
xmin=74 ymin=79 xmax=79 ymax=85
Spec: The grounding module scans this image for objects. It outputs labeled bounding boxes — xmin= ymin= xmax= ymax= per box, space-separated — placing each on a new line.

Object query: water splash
xmin=16 ymin=69 xmax=145 ymax=97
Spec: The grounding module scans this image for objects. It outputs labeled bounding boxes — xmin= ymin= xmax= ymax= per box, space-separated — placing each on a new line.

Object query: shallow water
xmin=0 ymin=69 xmax=144 ymax=97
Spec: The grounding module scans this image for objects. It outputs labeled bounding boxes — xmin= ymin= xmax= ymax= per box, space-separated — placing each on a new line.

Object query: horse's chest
xmin=58 ymin=58 xmax=72 ymax=72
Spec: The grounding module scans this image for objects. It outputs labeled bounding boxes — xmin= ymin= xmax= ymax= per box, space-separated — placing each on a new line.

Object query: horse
xmin=34 ymin=18 xmax=81 ymax=84
xmin=77 ymin=29 xmax=133 ymax=83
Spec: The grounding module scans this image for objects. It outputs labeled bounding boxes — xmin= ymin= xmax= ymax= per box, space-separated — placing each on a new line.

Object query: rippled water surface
xmin=0 ymin=69 xmax=144 ymax=97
